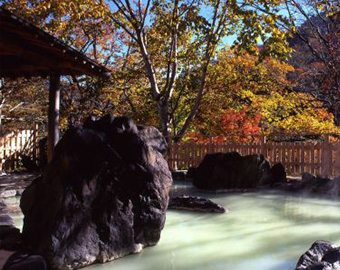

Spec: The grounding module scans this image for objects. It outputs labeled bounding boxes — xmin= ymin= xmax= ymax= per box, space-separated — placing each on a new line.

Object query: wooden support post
xmin=47 ymin=73 xmax=60 ymax=163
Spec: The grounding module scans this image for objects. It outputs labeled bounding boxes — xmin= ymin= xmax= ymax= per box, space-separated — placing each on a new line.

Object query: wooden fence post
xmin=209 ymin=136 xmax=214 ymax=154
xmin=321 ymin=135 xmax=332 ymax=177
xmin=33 ymin=123 xmax=39 ymax=163
xmin=260 ymin=135 xmax=266 ymax=156
xmin=333 ymin=142 xmax=340 ymax=177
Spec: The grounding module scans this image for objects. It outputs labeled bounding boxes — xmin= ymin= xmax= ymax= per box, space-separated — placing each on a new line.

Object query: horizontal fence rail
xmin=168 ymin=136 xmax=340 ymax=178
xmin=0 ymin=126 xmax=39 ymax=172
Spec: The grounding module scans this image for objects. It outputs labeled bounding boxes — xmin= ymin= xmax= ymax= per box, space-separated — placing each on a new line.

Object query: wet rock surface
xmin=3 ymin=252 xmax=47 ymax=270
xmin=268 ymin=162 xmax=287 ymax=186
xmin=168 ymin=195 xmax=227 ymax=213
xmin=192 ymin=152 xmax=271 ymax=190
xmin=19 ymin=115 xmax=172 ymax=270
xmin=295 ymin=240 xmax=340 ymax=270
xmin=137 ymin=125 xmax=168 ymax=156
xmin=282 ymin=173 xmax=340 ymax=197
xmin=0 ymin=225 xmax=21 ymax=251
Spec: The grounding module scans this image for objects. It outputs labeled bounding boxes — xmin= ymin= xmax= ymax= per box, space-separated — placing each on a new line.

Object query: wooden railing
xmin=0 ymin=125 xmax=39 ymax=172
xmin=168 ymin=136 xmax=340 ymax=177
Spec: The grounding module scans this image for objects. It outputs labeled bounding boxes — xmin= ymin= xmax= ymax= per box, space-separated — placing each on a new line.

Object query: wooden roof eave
xmin=0 ymin=7 xmax=111 ymax=79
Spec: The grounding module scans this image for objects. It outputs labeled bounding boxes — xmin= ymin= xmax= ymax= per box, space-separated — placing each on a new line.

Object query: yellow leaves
xmin=291 ymin=26 xmax=297 ymax=33
xmin=266 ymin=16 xmax=274 ymax=25
xmin=197 ymin=49 xmax=340 ymax=137
xmin=259 ymin=91 xmax=340 ymax=135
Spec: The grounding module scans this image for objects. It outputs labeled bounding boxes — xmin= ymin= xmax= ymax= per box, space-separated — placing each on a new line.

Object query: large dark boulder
xmin=192 ymin=152 xmax=271 ymax=190
xmin=20 ymin=115 xmax=172 ymax=270
xmin=168 ymin=195 xmax=227 ymax=213
xmin=137 ymin=125 xmax=168 ymax=156
xmin=295 ymin=240 xmax=340 ymax=270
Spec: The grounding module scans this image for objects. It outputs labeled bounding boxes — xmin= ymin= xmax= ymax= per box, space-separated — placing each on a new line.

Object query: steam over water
xmin=12 ymin=183 xmax=340 ymax=270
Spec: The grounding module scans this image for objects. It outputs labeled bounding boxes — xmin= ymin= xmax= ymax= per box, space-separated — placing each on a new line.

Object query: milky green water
xmin=11 ymin=183 xmax=340 ymax=270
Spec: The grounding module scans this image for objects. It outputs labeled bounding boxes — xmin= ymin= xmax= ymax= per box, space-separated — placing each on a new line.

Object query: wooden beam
xmin=47 ymin=73 xmax=61 ymax=162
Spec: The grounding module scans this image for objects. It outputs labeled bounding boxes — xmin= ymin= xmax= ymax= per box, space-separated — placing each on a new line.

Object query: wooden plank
xmin=311 ymin=143 xmax=315 ymax=174
xmin=294 ymin=143 xmax=299 ymax=175
xmin=291 ymin=143 xmax=295 ymax=174
xmin=333 ymin=143 xmax=340 ymax=176
xmin=198 ymin=143 xmax=203 ymax=166
xmin=273 ymin=143 xmax=277 ymax=164
xmin=316 ymin=144 xmax=322 ymax=175
xmin=321 ymin=136 xmax=332 ymax=177
xmin=268 ymin=143 xmax=273 ymax=164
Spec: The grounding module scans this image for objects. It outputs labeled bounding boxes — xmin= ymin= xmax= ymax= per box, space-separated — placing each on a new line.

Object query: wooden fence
xmin=0 ymin=125 xmax=39 ymax=172
xmin=1 ymin=129 xmax=340 ymax=177
xmin=168 ymin=136 xmax=340 ymax=177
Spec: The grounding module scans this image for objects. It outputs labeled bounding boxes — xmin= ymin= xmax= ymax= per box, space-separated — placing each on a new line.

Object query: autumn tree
xmin=284 ymin=0 xmax=340 ymax=125
xmin=189 ymin=50 xmax=339 ymax=142
xmin=0 ymin=78 xmax=48 ymax=133
xmin=108 ymin=0 xmax=293 ymax=141
xmin=1 ymin=0 xmax=295 ymax=140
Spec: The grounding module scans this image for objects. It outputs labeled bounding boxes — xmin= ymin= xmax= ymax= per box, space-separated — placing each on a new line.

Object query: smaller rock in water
xmin=0 ymin=190 xmax=16 ymax=198
xmin=171 ymin=171 xmax=187 ymax=181
xmin=295 ymin=240 xmax=340 ymax=270
xmin=270 ymin=163 xmax=287 ymax=186
xmin=186 ymin=167 xmax=197 ymax=179
xmin=0 ymin=225 xmax=21 ymax=250
xmin=168 ymin=195 xmax=227 ymax=213
xmin=288 ymin=173 xmax=340 ymax=197
xmin=3 ymin=252 xmax=47 ymax=270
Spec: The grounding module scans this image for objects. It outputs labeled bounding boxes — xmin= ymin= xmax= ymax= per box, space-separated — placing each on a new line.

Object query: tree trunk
xmin=137 ymin=32 xmax=160 ymax=101
xmin=158 ymin=101 xmax=171 ymax=143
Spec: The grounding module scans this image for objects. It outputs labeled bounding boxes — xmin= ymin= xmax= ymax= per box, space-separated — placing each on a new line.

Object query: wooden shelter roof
xmin=0 ymin=7 xmax=111 ymax=78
